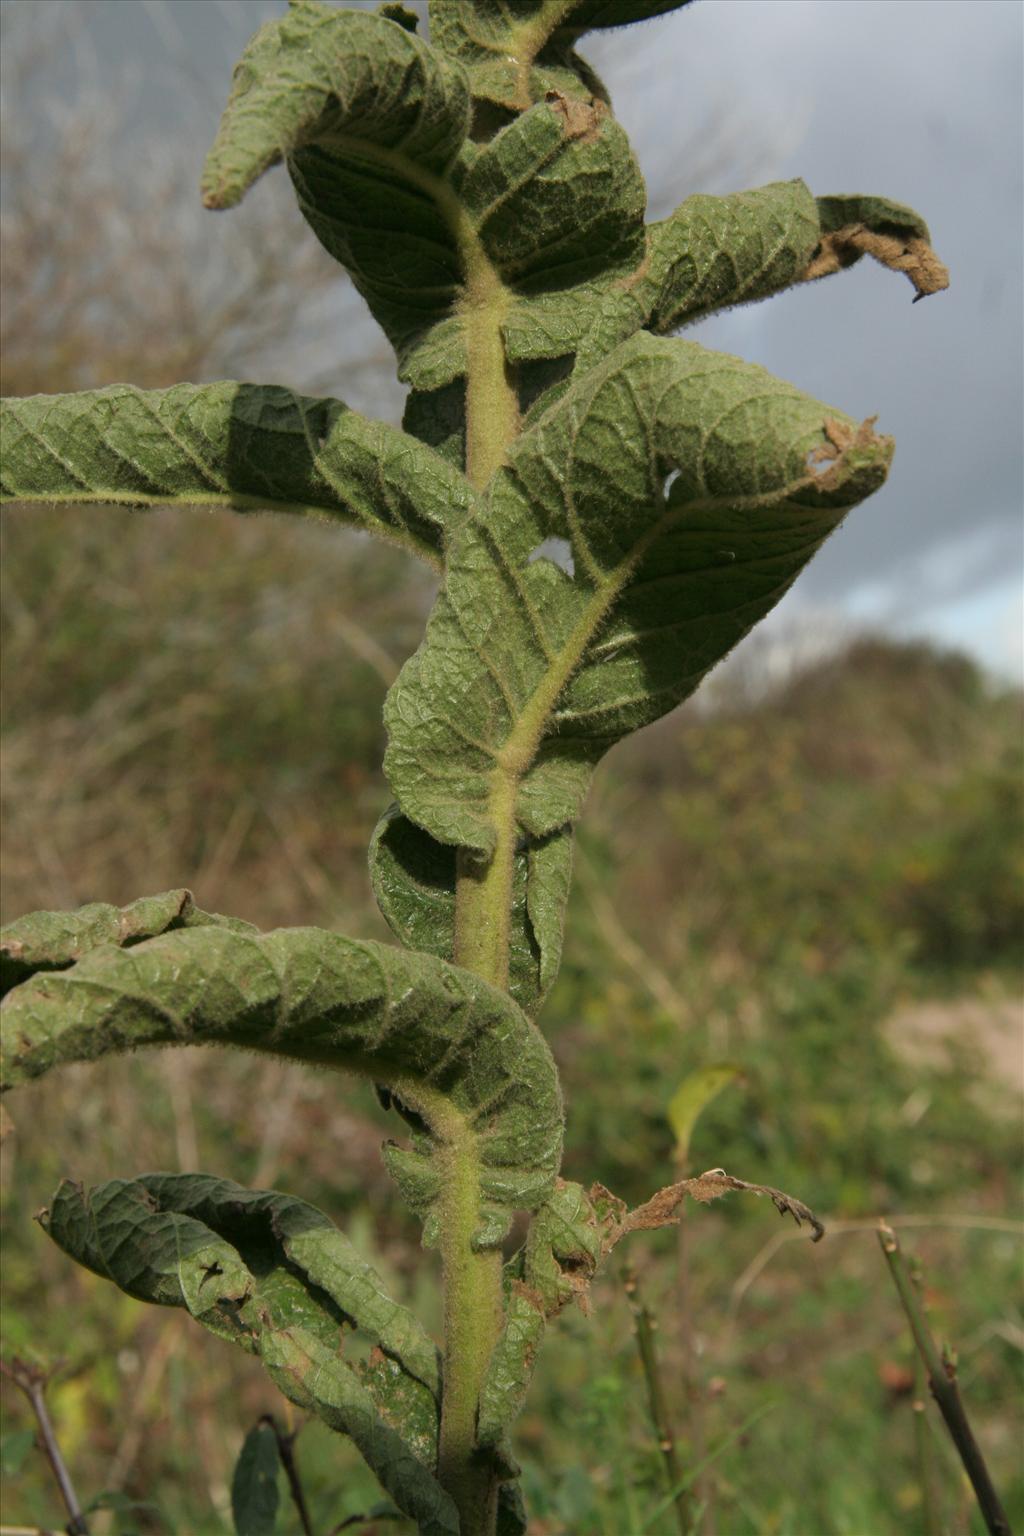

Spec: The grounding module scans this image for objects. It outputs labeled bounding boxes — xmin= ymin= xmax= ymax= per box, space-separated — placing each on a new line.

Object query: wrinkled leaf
xmin=370 ymin=807 xmax=573 ymax=1015
xmin=0 ymin=888 xmax=253 ymax=998
xmin=1 ymin=919 xmax=562 ymax=1248
xmin=609 ymin=1168 xmax=825 ymax=1244
xmin=666 ymin=1063 xmax=744 ymax=1167
xmin=202 ymin=3 xmax=650 ymax=402
xmin=231 ymin=1423 xmax=280 ymax=1536
xmin=204 ymin=2 xmax=470 ymax=369
xmin=0 ymin=384 xmax=469 ymax=568
xmin=43 ymin=1174 xmax=456 ymax=1536
xmin=429 ymin=1 xmax=692 ymax=112
xmin=505 ymin=179 xmax=948 ymax=377
xmin=479 ymin=1179 xmax=603 ymax=1445
xmin=805 ymin=194 xmax=949 ymax=300
xmin=384 ymin=330 xmax=893 ymax=854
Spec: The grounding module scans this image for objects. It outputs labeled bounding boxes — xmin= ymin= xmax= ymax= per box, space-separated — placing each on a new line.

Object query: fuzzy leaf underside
xmin=0 ymin=384 xmax=469 ymax=567
xmin=201 ymin=4 xmax=648 ymax=384
xmin=370 ymin=808 xmax=573 ymax=1016
xmin=505 ymin=179 xmax=946 ymax=377
xmin=0 ymin=888 xmax=254 ymax=998
xmin=0 ymin=919 xmax=562 ymax=1246
xmin=202 ymin=1 xmax=469 ymax=203
xmin=204 ymin=3 xmax=470 ymax=369
xmin=479 ymin=1178 xmax=603 ymax=1444
xmin=407 ymin=174 xmax=942 ymax=478
xmin=199 ymin=4 xmax=944 ymax=486
xmin=428 ymin=0 xmax=693 ymax=112
xmin=384 ymin=330 xmax=893 ymax=854
xmin=43 ymin=1173 xmax=457 ymax=1536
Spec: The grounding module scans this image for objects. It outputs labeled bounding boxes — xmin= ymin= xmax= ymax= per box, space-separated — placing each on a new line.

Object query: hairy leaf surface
xmin=370 ymin=808 xmax=572 ymax=1016
xmin=429 ymin=1 xmax=692 ymax=112
xmin=43 ymin=1173 xmax=455 ymax=1535
xmin=201 ymin=3 xmax=651 ymax=404
xmin=204 ymin=3 xmax=471 ymax=371
xmin=0 ymin=888 xmax=253 ymax=998
xmin=385 ymin=331 xmax=893 ymax=853
xmin=0 ymin=384 xmax=469 ymax=567
xmin=504 ymin=179 xmax=947 ymax=375
xmin=1 ymin=921 xmax=562 ymax=1245
xmin=479 ymin=1179 xmax=603 ymax=1444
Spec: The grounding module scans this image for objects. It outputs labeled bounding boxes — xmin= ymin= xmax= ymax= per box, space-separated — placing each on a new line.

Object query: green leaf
xmin=1 ymin=919 xmax=562 ymax=1247
xmin=369 ymin=807 xmax=573 ymax=1015
xmin=202 ymin=2 xmax=649 ymax=423
xmin=384 ymin=330 xmax=893 ymax=855
xmin=203 ymin=3 xmax=471 ymax=370
xmin=479 ymin=1179 xmax=603 ymax=1444
xmin=505 ymin=180 xmax=948 ymax=378
xmin=43 ymin=1173 xmax=457 ymax=1536
xmin=429 ymin=1 xmax=692 ymax=113
xmin=231 ymin=1423 xmax=280 ymax=1536
xmin=666 ymin=1063 xmax=744 ymax=1167
xmin=458 ymin=97 xmax=644 ymax=293
xmin=0 ymin=384 xmax=469 ymax=569
xmin=0 ymin=888 xmax=254 ymax=998
xmin=0 ymin=1427 xmax=36 ymax=1477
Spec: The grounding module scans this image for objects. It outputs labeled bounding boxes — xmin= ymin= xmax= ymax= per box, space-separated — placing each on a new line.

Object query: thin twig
xmin=878 ymin=1224 xmax=1011 ymax=1536
xmin=622 ymin=1263 xmax=689 ymax=1536
xmin=259 ymin=1415 xmax=315 ymax=1536
xmin=0 ymin=1358 xmax=90 ymax=1535
xmin=677 ymin=1197 xmax=714 ymax=1536
xmin=908 ymin=1257 xmax=945 ymax=1536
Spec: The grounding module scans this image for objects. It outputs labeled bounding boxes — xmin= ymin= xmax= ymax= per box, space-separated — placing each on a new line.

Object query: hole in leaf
xmin=806 ymin=447 xmax=834 ymax=479
xmin=528 ymin=537 xmax=575 ymax=578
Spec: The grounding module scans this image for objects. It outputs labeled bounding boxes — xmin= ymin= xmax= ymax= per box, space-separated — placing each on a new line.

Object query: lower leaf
xmin=0 ymin=912 xmax=563 ymax=1248
xmin=43 ymin=1173 xmax=458 ymax=1536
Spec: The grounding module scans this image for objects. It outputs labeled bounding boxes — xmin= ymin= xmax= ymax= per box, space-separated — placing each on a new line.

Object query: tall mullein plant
xmin=0 ymin=4 xmax=947 ymax=1532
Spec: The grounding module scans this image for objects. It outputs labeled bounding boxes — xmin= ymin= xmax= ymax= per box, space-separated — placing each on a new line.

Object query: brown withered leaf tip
xmin=604 ymin=1168 xmax=825 ymax=1249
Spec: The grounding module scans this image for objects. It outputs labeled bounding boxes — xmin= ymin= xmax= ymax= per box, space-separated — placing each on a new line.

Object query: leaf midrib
xmin=487 ymin=467 xmax=843 ymax=812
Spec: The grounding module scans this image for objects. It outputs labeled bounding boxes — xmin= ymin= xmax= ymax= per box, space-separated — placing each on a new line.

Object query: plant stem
xmin=259 ymin=1415 xmax=314 ymax=1536
xmin=0 ymin=1358 xmax=90 ymax=1536
xmin=907 ymin=1257 xmax=945 ymax=1536
xmin=435 ymin=1130 xmax=505 ymax=1536
xmin=623 ymin=1263 xmax=689 ymax=1536
xmin=440 ymin=158 xmax=527 ymax=1536
xmin=878 ymin=1224 xmax=1010 ymax=1536
xmin=677 ymin=1200 xmax=712 ymax=1535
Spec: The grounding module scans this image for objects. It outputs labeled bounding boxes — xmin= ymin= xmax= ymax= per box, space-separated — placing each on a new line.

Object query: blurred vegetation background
xmin=1 ymin=7 xmax=1021 ymax=1535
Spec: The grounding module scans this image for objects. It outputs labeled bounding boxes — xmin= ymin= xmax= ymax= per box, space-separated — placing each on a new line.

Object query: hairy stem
xmin=436 ymin=1134 xmax=505 ymax=1536
xmin=446 ymin=189 xmax=522 ymax=1536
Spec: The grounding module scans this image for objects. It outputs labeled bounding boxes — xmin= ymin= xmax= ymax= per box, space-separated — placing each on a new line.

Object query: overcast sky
xmin=5 ymin=0 xmax=1022 ymax=680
